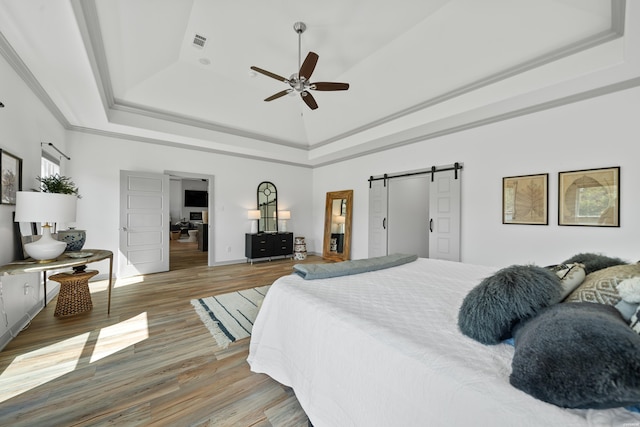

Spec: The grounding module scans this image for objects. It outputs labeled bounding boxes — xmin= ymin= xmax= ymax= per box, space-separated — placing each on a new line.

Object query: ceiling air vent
xmin=192 ymin=34 xmax=207 ymax=48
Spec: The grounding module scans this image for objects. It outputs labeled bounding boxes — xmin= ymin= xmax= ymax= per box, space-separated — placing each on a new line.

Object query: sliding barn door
xmin=119 ymin=170 xmax=170 ymax=278
xmin=368 ymin=165 xmax=462 ymax=261
xmin=428 ymin=169 xmax=461 ymax=261
xmin=368 ymin=179 xmax=388 ymax=258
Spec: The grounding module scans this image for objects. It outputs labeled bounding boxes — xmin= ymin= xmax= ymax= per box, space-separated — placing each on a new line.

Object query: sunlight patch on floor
xmin=90 ymin=312 xmax=149 ymax=363
xmin=88 ymin=275 xmax=145 ymax=294
xmin=0 ymin=313 xmax=149 ymax=403
xmin=0 ymin=332 xmax=90 ymax=403
xmin=114 ymin=275 xmax=145 ymax=289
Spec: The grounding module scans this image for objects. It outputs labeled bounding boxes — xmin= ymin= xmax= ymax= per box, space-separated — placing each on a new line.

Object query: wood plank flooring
xmin=0 ymin=242 xmax=323 ymax=426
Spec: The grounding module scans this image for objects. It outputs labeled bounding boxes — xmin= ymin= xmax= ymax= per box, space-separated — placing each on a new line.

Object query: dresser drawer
xmin=245 ymin=233 xmax=293 ymax=260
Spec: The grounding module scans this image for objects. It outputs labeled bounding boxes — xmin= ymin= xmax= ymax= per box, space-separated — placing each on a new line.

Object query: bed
xmin=247 ymin=257 xmax=640 ymax=426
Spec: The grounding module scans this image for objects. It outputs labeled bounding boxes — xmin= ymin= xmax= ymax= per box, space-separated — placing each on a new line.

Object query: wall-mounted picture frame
xmin=558 ymin=166 xmax=619 ymax=227
xmin=502 ymin=173 xmax=548 ymax=225
xmin=1 ymin=149 xmax=22 ymax=205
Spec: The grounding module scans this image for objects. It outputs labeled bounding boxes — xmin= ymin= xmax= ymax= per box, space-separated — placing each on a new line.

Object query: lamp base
xmin=250 ymin=220 xmax=258 ymax=234
xmin=24 ymin=225 xmax=67 ymax=262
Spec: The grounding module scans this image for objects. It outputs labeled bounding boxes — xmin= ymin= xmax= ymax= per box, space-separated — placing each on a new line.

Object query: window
xmin=41 ymin=150 xmax=60 ymax=179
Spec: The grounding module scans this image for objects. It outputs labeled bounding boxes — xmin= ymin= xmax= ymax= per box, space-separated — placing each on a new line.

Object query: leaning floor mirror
xmin=322 ymin=189 xmax=353 ymax=261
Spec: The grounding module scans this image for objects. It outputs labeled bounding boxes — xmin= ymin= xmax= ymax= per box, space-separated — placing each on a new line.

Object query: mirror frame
xmin=257 ymin=181 xmax=278 ymax=233
xmin=322 ymin=189 xmax=353 ymax=261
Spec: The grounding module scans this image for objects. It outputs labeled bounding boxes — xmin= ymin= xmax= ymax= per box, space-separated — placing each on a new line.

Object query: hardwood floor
xmin=169 ymin=239 xmax=208 ymax=271
xmin=0 ymin=244 xmax=324 ymax=426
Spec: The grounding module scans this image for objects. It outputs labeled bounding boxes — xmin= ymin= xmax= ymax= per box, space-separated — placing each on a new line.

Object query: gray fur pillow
xmin=561 ymin=252 xmax=627 ymax=275
xmin=458 ymin=265 xmax=562 ymax=344
xmin=510 ymin=302 xmax=640 ymax=409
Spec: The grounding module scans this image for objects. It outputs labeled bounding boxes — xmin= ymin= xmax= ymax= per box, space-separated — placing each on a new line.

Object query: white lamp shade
xmin=15 ymin=192 xmax=77 ymax=224
xmin=278 ymin=210 xmax=291 ymax=220
xmin=247 ymin=210 xmax=261 ymax=220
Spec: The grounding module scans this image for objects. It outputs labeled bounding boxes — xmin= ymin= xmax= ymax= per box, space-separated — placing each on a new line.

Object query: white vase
xmin=25 ymin=226 xmax=67 ymax=261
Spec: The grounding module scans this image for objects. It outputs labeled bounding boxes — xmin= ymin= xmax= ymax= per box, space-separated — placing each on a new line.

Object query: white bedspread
xmin=247 ymin=258 xmax=640 ymax=427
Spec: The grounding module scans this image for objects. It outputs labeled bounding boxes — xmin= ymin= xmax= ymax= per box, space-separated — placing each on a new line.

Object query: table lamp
xmin=247 ymin=210 xmax=261 ymax=234
xmin=278 ymin=210 xmax=291 ymax=232
xmin=14 ymin=191 xmax=77 ymax=262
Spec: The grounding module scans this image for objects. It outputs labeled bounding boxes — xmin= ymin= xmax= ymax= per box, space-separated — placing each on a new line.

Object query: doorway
xmin=166 ymin=170 xmax=214 ymax=271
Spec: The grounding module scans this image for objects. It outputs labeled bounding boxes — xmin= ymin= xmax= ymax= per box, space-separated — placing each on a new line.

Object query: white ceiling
xmin=0 ymin=0 xmax=638 ymax=167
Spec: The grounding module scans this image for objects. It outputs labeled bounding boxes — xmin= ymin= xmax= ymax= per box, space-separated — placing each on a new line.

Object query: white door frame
xmin=165 ymin=170 xmax=215 ymax=267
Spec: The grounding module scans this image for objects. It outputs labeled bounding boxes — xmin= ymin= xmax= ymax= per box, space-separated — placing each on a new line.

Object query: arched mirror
xmin=257 ymin=181 xmax=278 ymax=232
xmin=323 ymin=189 xmax=353 ymax=261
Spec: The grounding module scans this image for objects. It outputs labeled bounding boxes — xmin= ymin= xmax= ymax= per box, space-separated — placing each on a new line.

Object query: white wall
xmin=169 ymin=177 xmax=182 ymax=222
xmin=0 ymin=53 xmax=69 ymax=348
xmin=313 ymin=85 xmax=640 ymax=268
xmin=0 ymin=55 xmax=69 ymax=265
xmin=66 ymin=132 xmax=313 ymax=276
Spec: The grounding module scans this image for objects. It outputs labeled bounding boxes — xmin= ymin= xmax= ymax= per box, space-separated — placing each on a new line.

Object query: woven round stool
xmin=49 ymin=270 xmax=98 ymax=317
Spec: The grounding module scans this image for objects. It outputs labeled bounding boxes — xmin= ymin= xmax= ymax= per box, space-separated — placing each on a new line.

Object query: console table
xmin=245 ymin=233 xmax=293 ymax=264
xmin=0 ymin=249 xmax=114 ymax=314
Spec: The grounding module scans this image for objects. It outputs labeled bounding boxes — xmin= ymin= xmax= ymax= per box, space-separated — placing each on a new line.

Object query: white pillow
xmin=617 ymin=276 xmax=640 ymax=303
xmin=552 ymin=263 xmax=586 ymax=299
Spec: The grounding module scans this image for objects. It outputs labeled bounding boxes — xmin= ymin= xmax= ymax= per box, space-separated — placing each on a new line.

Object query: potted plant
xmin=36 ymin=174 xmax=86 ymax=251
xmin=37 ymin=174 xmax=81 ymax=198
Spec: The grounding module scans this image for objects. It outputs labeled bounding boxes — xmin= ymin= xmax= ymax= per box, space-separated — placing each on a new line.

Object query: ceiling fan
xmin=250 ymin=21 xmax=350 ymax=110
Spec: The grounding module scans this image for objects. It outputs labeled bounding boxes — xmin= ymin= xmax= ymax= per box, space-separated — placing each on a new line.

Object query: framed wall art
xmin=0 ymin=149 xmax=22 ymax=205
xmin=558 ymin=166 xmax=619 ymax=227
xmin=502 ymin=173 xmax=548 ymax=225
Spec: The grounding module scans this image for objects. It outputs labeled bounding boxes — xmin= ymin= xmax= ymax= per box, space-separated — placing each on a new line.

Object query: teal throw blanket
xmin=293 ymin=253 xmax=418 ymax=280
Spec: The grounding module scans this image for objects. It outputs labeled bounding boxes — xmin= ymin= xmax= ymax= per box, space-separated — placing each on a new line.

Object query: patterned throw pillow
xmin=564 ymin=264 xmax=640 ymax=305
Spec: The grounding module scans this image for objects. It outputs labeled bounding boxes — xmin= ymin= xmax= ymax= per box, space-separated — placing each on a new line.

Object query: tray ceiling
xmin=0 ymin=0 xmax=637 ymax=166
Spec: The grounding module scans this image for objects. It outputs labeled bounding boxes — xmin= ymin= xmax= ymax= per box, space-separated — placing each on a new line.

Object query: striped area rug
xmin=191 ymin=285 xmax=270 ymax=349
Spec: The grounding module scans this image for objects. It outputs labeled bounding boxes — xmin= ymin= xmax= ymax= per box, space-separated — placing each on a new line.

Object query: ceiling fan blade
xmin=264 ymin=89 xmax=292 ymax=102
xmin=299 ymin=52 xmax=319 ymax=80
xmin=301 ymin=91 xmax=318 ymax=110
xmin=310 ymin=82 xmax=350 ymax=91
xmin=250 ymin=66 xmax=289 ymax=83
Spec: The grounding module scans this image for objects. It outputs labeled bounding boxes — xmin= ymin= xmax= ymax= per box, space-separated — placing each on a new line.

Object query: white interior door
xmin=428 ymin=169 xmax=461 ymax=261
xmin=368 ymin=179 xmax=388 ymax=258
xmin=119 ymin=170 xmax=170 ymax=278
xmin=388 ymin=175 xmax=429 ymax=258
